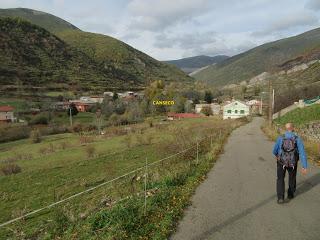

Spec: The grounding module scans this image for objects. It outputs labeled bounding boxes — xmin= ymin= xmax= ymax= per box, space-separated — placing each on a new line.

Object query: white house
xmin=103 ymin=92 xmax=114 ymax=97
xmin=223 ymin=100 xmax=250 ymax=119
xmin=0 ymin=106 xmax=15 ymax=122
xmin=195 ymin=103 xmax=221 ymax=115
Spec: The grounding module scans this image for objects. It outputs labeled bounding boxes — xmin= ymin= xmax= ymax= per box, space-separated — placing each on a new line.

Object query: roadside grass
xmin=0 ymin=117 xmax=248 ymax=239
xmin=274 ymin=104 xmax=320 ymax=126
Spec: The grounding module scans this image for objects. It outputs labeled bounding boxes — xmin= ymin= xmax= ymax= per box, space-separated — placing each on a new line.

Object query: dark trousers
xmin=277 ymin=162 xmax=297 ymax=200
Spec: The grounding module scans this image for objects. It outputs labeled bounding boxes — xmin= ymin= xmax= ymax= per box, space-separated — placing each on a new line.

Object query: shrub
xmin=145 ymin=133 xmax=154 ymax=145
xmin=71 ymin=123 xmax=83 ymax=133
xmin=146 ymin=118 xmax=153 ymax=128
xmin=109 ymin=113 xmax=120 ymax=126
xmin=49 ymin=208 xmax=71 ymax=237
xmin=30 ymin=129 xmax=42 ymax=143
xmin=39 ymin=146 xmax=48 ymax=155
xmin=123 ymin=134 xmax=134 ymax=148
xmin=59 ymin=141 xmax=69 ymax=150
xmin=0 ymin=125 xmax=31 ymax=143
xmin=1 ymin=163 xmax=22 ymax=175
xmin=104 ymin=126 xmax=127 ymax=137
xmin=29 ymin=114 xmax=49 ymax=125
xmin=135 ymin=133 xmax=154 ymax=146
xmin=85 ymin=145 xmax=96 ymax=158
xmin=79 ymin=134 xmax=95 ymax=145
xmin=200 ymin=106 xmax=213 ymax=116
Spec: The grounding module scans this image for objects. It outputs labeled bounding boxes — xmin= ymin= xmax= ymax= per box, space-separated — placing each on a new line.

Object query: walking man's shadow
xmin=296 ymin=172 xmax=320 ymax=196
xmin=193 ymin=172 xmax=320 ymax=240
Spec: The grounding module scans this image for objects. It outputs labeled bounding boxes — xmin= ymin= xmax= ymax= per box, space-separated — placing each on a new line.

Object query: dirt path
xmin=171 ymin=117 xmax=320 ymax=240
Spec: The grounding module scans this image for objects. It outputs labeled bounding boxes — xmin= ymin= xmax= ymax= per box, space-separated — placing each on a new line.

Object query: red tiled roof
xmin=167 ymin=112 xmax=201 ymax=118
xmin=0 ymin=106 xmax=14 ymax=112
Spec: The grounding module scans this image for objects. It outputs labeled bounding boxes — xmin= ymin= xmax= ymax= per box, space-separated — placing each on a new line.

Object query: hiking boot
xmin=277 ymin=199 xmax=284 ymax=204
xmin=287 ymin=194 xmax=294 ymax=200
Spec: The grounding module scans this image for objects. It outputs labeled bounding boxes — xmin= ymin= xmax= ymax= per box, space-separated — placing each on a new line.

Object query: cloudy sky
xmin=1 ymin=0 xmax=320 ymax=60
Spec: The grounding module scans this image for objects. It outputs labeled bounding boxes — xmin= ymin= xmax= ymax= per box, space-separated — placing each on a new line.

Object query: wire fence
xmin=0 ymin=132 xmax=222 ymax=233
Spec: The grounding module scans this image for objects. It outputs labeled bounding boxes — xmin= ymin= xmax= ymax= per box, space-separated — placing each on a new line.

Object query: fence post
xmin=144 ymin=157 xmax=148 ymax=216
xmin=210 ymin=135 xmax=213 ymax=148
xmin=196 ymin=142 xmax=199 ymax=164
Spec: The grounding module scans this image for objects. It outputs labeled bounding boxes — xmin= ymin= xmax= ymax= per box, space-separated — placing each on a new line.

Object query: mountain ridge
xmin=0 ymin=8 xmax=192 ymax=89
xmin=165 ymin=55 xmax=229 ymax=73
xmin=193 ymin=27 xmax=320 ymax=86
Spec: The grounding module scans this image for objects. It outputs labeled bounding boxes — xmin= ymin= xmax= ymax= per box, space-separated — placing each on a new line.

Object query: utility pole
xmin=260 ymin=96 xmax=263 ymax=115
xmin=69 ymin=108 xmax=73 ymax=126
xmin=268 ymin=78 xmax=273 ymax=127
xmin=272 ymin=89 xmax=275 ymax=115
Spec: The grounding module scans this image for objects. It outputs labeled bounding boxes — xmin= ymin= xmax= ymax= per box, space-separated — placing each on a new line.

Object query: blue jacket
xmin=273 ymin=131 xmax=308 ymax=168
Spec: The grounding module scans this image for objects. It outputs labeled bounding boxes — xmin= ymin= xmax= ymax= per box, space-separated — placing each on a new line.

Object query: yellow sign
xmin=152 ymin=100 xmax=175 ymax=106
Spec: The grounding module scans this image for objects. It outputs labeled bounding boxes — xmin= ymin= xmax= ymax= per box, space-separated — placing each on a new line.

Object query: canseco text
xmin=152 ymin=100 xmax=175 ymax=105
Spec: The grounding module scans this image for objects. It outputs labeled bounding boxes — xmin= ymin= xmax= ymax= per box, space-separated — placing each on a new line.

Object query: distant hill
xmin=0 ymin=17 xmax=119 ymax=91
xmin=0 ymin=8 xmax=192 ymax=89
xmin=165 ymin=55 xmax=229 ymax=73
xmin=193 ymin=27 xmax=320 ymax=86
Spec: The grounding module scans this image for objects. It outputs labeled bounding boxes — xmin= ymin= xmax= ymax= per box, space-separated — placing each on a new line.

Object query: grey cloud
xmin=155 ymin=31 xmax=256 ymax=58
xmin=127 ymin=0 xmax=212 ymax=31
xmin=185 ymin=40 xmax=257 ymax=57
xmin=306 ymin=0 xmax=320 ymax=11
xmin=252 ymin=12 xmax=318 ymax=36
xmin=154 ymin=31 xmax=217 ymax=49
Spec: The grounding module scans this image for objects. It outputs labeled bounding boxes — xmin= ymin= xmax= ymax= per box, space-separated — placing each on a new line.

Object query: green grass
xmin=275 ymin=104 xmax=320 ymax=126
xmin=0 ymin=98 xmax=28 ymax=112
xmin=0 ymin=117 xmax=246 ymax=239
xmin=51 ymin=112 xmax=97 ymax=125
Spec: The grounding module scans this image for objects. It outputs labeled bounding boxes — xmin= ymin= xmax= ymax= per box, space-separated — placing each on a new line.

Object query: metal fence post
xmin=144 ymin=157 xmax=148 ymax=216
xmin=196 ymin=142 xmax=199 ymax=164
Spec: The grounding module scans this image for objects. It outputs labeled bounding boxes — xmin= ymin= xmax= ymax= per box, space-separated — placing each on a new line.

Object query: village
xmin=0 ymin=90 xmax=268 ymax=124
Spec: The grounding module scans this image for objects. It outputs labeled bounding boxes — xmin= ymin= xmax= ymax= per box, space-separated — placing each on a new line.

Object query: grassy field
xmin=275 ymin=104 xmax=320 ymax=126
xmin=0 ymin=98 xmax=29 ymax=112
xmin=0 ymin=117 xmax=247 ymax=239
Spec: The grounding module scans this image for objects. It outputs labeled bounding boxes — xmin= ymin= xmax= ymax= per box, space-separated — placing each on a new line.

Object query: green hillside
xmin=0 ymin=17 xmax=121 ymax=91
xmin=0 ymin=8 xmax=78 ymax=33
xmin=0 ymin=8 xmax=192 ymax=87
xmin=57 ymin=30 xmax=191 ymax=84
xmin=194 ymin=28 xmax=320 ymax=86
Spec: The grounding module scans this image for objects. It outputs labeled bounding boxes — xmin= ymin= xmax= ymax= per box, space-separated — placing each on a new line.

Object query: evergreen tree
xmin=204 ymin=91 xmax=213 ymax=103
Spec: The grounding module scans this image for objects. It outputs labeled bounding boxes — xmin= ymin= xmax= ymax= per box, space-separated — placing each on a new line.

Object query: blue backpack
xmin=279 ymin=135 xmax=298 ymax=169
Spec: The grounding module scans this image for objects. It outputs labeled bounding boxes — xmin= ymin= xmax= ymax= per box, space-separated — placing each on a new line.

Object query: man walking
xmin=273 ymin=122 xmax=307 ymax=204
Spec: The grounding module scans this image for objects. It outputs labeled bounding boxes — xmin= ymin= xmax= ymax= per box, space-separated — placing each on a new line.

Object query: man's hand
xmin=301 ymin=168 xmax=307 ymax=175
xmin=275 ymin=156 xmax=279 ymax=161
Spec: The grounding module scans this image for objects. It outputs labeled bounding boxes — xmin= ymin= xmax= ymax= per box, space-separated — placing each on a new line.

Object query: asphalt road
xmin=171 ymin=117 xmax=320 ymax=240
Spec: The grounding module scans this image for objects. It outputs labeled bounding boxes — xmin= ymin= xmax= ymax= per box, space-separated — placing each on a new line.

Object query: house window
xmin=227 ymin=110 xmax=231 ymax=113
xmin=235 ymin=110 xmax=238 ymax=114
xmin=240 ymin=110 xmax=245 ymax=114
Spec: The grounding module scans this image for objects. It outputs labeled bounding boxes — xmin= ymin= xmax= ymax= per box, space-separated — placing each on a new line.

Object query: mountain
xmin=0 ymin=17 xmax=120 ymax=91
xmin=193 ymin=27 xmax=320 ymax=86
xmin=0 ymin=8 xmax=192 ymax=88
xmin=165 ymin=55 xmax=229 ymax=73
